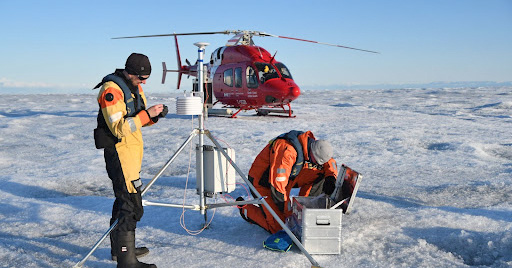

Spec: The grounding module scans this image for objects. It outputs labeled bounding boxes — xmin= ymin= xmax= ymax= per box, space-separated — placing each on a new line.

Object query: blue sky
xmin=1 ymin=0 xmax=511 ymax=94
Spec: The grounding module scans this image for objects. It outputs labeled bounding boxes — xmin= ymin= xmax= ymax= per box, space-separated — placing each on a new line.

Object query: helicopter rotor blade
xmin=112 ymin=30 xmax=276 ymax=40
xmin=238 ymin=31 xmax=379 ymax=54
xmin=112 ymin=31 xmax=236 ymax=39
xmin=272 ymin=35 xmax=379 ymax=54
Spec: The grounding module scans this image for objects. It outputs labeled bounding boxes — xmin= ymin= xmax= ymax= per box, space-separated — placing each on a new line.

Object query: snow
xmin=0 ymin=87 xmax=511 ymax=268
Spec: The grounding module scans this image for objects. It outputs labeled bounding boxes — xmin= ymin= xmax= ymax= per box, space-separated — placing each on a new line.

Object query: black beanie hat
xmin=125 ymin=53 xmax=151 ymax=76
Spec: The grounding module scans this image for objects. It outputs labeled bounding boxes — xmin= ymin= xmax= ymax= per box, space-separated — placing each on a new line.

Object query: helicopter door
xmin=246 ymin=66 xmax=258 ymax=89
xmin=245 ymin=65 xmax=258 ymax=103
xmin=234 ymin=67 xmax=242 ymax=88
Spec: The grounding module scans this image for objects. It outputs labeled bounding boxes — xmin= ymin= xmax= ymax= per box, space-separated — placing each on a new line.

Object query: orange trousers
xmin=242 ymin=186 xmax=292 ymax=234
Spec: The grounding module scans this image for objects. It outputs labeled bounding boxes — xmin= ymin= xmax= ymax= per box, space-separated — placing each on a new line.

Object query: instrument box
xmin=286 ymin=165 xmax=362 ymax=254
xmin=287 ymin=196 xmax=343 ymax=254
xmin=196 ymin=145 xmax=236 ymax=195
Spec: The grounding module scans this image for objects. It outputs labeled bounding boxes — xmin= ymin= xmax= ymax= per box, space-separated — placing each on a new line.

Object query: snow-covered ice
xmin=0 ymin=87 xmax=511 ymax=267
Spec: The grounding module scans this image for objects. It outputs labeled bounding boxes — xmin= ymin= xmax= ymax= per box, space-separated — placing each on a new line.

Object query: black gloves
xmin=322 ymin=176 xmax=336 ymax=195
xmin=158 ymin=105 xmax=168 ymax=118
xmin=150 ymin=105 xmax=168 ymax=123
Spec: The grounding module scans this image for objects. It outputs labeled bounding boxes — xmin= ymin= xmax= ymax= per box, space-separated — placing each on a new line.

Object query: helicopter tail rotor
xmin=162 ymin=62 xmax=168 ymax=84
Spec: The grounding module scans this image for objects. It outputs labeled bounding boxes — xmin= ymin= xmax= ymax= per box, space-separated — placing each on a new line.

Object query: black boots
xmin=111 ymin=231 xmax=150 ymax=261
xmin=114 ymin=231 xmax=156 ymax=268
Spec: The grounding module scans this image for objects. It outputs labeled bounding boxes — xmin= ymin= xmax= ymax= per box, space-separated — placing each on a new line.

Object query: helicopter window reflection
xmin=224 ymin=69 xmax=233 ymax=87
xmin=274 ymin=63 xmax=293 ymax=79
xmin=255 ymin=62 xmax=279 ymax=84
xmin=246 ymin=66 xmax=258 ymax=88
xmin=234 ymin=67 xmax=242 ymax=88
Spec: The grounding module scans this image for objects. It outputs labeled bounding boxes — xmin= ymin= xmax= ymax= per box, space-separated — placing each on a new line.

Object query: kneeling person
xmin=239 ymin=130 xmax=338 ymax=234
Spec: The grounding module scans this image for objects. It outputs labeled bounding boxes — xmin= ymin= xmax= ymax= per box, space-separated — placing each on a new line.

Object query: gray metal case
xmin=286 ymin=165 xmax=362 ymax=254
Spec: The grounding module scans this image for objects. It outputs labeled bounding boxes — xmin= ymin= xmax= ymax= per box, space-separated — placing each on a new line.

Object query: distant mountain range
xmin=306 ymin=81 xmax=512 ymax=90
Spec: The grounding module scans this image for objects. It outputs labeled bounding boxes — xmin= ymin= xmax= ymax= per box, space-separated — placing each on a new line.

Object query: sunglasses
xmin=127 ymin=68 xmax=149 ymax=80
xmin=137 ymin=74 xmax=149 ymax=81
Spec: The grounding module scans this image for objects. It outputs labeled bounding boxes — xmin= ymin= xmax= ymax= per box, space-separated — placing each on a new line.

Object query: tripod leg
xmin=73 ymin=219 xmax=119 ymax=268
xmin=203 ymin=210 xmax=210 ymax=228
xmin=205 ymin=131 xmax=321 ymax=268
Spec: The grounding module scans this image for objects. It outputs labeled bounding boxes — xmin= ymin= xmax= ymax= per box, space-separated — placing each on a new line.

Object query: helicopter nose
xmin=289 ymin=86 xmax=300 ymax=98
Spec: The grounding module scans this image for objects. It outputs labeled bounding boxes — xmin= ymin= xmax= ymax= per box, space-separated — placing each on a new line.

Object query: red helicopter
xmin=114 ymin=30 xmax=378 ymax=118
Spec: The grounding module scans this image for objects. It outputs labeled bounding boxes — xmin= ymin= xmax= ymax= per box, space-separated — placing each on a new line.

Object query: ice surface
xmin=0 ymin=87 xmax=511 ymax=267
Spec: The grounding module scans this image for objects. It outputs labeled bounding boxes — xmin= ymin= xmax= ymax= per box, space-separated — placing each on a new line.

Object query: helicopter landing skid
xmin=256 ymin=103 xmax=295 ymax=118
xmin=222 ymin=103 xmax=295 ymax=118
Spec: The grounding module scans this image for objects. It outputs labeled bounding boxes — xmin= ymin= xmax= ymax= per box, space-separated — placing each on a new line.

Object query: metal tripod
xmin=74 ymin=42 xmax=322 ymax=268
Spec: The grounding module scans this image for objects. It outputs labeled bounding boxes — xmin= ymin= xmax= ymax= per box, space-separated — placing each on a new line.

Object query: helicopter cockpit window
xmin=246 ymin=66 xmax=258 ymax=88
xmin=234 ymin=67 xmax=242 ymax=88
xmin=223 ymin=69 xmax=233 ymax=87
xmin=255 ymin=62 xmax=279 ymax=84
xmin=274 ymin=62 xmax=293 ymax=79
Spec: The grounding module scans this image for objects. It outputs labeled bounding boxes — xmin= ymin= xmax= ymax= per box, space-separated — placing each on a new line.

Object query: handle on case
xmin=316 ymin=215 xmax=330 ymax=225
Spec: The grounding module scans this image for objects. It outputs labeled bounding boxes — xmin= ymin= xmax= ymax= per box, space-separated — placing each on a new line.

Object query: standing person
xmin=238 ymin=130 xmax=338 ymax=234
xmin=94 ymin=53 xmax=166 ymax=268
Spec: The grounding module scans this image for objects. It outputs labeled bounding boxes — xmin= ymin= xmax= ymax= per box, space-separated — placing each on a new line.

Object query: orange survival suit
xmin=243 ymin=130 xmax=338 ymax=234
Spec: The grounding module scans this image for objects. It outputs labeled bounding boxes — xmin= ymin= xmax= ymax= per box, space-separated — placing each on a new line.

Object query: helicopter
xmin=113 ymin=30 xmax=378 ymax=118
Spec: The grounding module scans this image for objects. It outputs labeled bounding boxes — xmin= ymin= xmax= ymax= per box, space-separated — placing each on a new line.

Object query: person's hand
xmin=157 ymin=105 xmax=168 ymax=118
xmin=147 ymin=104 xmax=164 ymax=118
